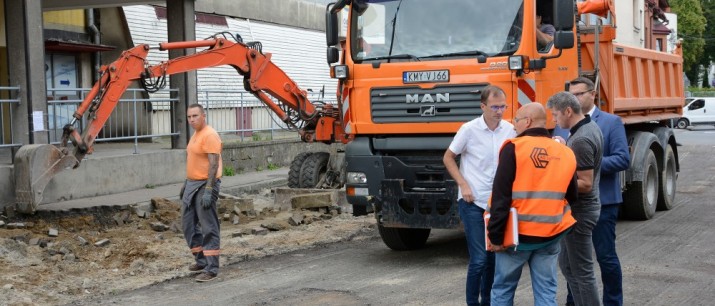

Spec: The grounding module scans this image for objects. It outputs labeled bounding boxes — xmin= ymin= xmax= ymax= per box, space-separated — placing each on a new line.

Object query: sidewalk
xmin=38 ymin=168 xmax=289 ymax=211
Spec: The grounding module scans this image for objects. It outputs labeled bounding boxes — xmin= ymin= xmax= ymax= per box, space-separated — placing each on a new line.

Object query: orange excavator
xmin=14 ymin=33 xmax=349 ymax=213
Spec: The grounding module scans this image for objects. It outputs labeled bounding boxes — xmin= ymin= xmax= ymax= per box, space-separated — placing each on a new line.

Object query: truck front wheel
xmin=623 ymin=149 xmax=659 ymax=220
xmin=378 ymin=225 xmax=430 ymax=251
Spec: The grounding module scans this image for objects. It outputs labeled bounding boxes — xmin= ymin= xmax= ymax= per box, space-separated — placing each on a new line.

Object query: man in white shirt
xmin=443 ymin=85 xmax=517 ymax=306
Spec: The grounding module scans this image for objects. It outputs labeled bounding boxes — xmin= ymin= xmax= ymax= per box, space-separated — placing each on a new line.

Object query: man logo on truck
xmin=406 ymin=93 xmax=450 ymax=103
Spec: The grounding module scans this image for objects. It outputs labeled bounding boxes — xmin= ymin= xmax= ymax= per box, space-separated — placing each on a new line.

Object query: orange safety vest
xmin=492 ymin=136 xmax=577 ymax=238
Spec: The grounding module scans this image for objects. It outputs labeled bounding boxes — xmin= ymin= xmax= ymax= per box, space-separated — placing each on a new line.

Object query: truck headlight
xmin=332 ymin=65 xmax=348 ymax=79
xmin=508 ymin=55 xmax=524 ymax=70
xmin=347 ymin=172 xmax=367 ymax=184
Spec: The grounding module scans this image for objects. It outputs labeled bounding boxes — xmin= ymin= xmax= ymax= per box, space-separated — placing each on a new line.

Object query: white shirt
xmin=448 ymin=116 xmax=516 ymax=209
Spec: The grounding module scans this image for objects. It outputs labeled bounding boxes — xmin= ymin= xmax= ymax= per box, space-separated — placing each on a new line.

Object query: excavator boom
xmin=14 ymin=34 xmax=347 ymax=213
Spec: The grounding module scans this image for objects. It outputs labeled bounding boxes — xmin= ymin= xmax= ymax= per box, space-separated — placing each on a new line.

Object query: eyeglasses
xmin=513 ymin=116 xmax=529 ymax=123
xmin=572 ymin=90 xmax=593 ymax=97
xmin=485 ymin=105 xmax=508 ymax=111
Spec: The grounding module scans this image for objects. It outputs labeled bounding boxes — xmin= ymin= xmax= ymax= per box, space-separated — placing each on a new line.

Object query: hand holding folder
xmin=484 ymin=207 xmax=519 ymax=251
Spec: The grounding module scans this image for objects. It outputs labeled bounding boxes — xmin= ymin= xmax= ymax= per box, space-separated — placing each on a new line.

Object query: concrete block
xmin=64 ymin=253 xmax=77 ymax=261
xmin=7 ymin=223 xmax=25 ymax=229
xmin=4 ymin=205 xmax=16 ymax=218
xmin=218 ymin=198 xmax=255 ymax=214
xmin=261 ymin=222 xmax=288 ymax=231
xmin=275 ymin=187 xmax=348 ymax=210
xmin=59 ymin=247 xmax=70 ymax=255
xmin=223 ymin=213 xmax=231 ymax=221
xmin=251 ymin=227 xmax=268 ymax=235
xmin=288 ymin=215 xmax=303 ymax=226
xmin=231 ymin=231 xmax=244 ymax=238
xmin=48 ymin=228 xmax=59 ymax=237
xmin=94 ymin=239 xmax=110 ymax=247
xmin=77 ymin=236 xmax=88 ymax=246
xmin=0 ymin=220 xmax=5 ymax=227
xmin=29 ymin=238 xmax=40 ymax=245
xmin=233 ymin=215 xmax=240 ymax=225
xmin=290 ymin=192 xmax=333 ymax=210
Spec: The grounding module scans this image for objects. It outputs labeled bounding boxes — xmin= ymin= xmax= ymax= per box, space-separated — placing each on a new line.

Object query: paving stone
xmin=231 ymin=231 xmax=244 ymax=238
xmin=59 ymin=247 xmax=70 ymax=255
xmin=48 ymin=228 xmax=59 ymax=237
xmin=290 ymin=192 xmax=333 ymax=210
xmin=232 ymin=215 xmax=240 ymax=225
xmin=150 ymin=222 xmax=169 ymax=232
xmin=29 ymin=238 xmax=40 ymax=246
xmin=64 ymin=253 xmax=77 ymax=261
xmin=77 ymin=236 xmax=88 ymax=246
xmin=7 ymin=223 xmax=25 ymax=229
xmin=223 ymin=213 xmax=231 ymax=221
xmin=261 ymin=222 xmax=288 ymax=231
xmin=94 ymin=239 xmax=111 ymax=247
xmin=0 ymin=220 xmax=5 ymax=228
xmin=251 ymin=227 xmax=268 ymax=235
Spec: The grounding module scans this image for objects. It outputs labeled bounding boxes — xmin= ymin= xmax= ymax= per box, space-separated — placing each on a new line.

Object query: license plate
xmin=403 ymin=70 xmax=449 ymax=84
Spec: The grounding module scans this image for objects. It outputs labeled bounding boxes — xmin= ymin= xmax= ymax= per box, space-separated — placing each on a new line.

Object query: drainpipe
xmin=86 ymin=9 xmax=101 ymax=82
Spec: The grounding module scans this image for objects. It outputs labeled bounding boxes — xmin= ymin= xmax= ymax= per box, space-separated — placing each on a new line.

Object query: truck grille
xmin=371 ymin=84 xmax=487 ymax=123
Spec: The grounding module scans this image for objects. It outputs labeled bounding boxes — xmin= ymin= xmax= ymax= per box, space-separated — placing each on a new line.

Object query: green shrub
xmin=223 ymin=165 xmax=236 ymax=177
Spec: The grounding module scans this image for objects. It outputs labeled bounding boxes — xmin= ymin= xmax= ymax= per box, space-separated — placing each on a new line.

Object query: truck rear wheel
xmin=288 ymin=152 xmax=313 ymax=188
xmin=657 ymin=145 xmax=677 ymax=211
xmin=299 ymin=152 xmax=330 ymax=188
xmin=623 ymin=149 xmax=659 ymax=220
xmin=378 ymin=225 xmax=430 ymax=251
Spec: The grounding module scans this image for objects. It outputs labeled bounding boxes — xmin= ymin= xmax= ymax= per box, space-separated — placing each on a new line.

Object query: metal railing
xmin=198 ymin=89 xmax=338 ymax=142
xmin=46 ymin=87 xmax=180 ymax=154
xmin=0 ymin=86 xmax=21 ymax=149
xmin=1 ymin=87 xmax=338 ymax=158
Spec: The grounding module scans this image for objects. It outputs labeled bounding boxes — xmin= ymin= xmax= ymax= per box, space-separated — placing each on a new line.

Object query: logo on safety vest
xmin=530 ymin=147 xmax=550 ymax=168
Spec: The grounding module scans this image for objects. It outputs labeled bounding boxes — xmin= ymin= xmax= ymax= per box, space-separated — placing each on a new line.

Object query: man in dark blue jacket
xmin=553 ymin=77 xmax=631 ymax=306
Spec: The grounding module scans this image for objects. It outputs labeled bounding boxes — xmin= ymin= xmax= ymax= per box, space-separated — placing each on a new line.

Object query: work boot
xmin=195 ymin=272 xmax=217 ymax=282
xmin=188 ymin=263 xmax=205 ymax=272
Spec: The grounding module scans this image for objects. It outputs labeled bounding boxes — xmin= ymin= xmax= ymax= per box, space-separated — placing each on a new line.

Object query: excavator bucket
xmin=13 ymin=144 xmax=79 ymax=213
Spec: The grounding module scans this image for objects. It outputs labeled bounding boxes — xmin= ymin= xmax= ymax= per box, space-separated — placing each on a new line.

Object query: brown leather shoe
xmin=195 ymin=272 xmax=217 ymax=282
xmin=188 ymin=264 xmax=205 ymax=272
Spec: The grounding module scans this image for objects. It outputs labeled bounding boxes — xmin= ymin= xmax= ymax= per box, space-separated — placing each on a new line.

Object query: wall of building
xmin=614 ymin=0 xmax=645 ymax=47
xmin=0 ymin=0 xmax=5 ymax=48
xmin=195 ymin=0 xmax=326 ymax=32
xmin=43 ymin=9 xmax=85 ymax=32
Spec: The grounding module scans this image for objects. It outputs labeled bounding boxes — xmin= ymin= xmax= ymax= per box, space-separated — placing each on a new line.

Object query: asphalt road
xmin=78 ymin=130 xmax=715 ymax=306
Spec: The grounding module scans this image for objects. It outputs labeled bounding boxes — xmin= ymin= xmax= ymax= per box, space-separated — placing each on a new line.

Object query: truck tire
xmin=657 ymin=145 xmax=677 ymax=211
xmin=300 ymin=152 xmax=330 ymax=188
xmin=676 ymin=118 xmax=689 ymax=129
xmin=378 ymin=225 xmax=430 ymax=251
xmin=623 ymin=149 xmax=659 ymax=220
xmin=288 ymin=152 xmax=313 ymax=188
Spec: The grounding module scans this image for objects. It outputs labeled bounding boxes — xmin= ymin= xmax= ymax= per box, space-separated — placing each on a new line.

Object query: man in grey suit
xmin=553 ymin=77 xmax=631 ymax=306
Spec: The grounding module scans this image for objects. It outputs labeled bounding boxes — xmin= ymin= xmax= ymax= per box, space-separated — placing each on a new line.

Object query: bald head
xmin=520 ymin=103 xmax=547 ymax=127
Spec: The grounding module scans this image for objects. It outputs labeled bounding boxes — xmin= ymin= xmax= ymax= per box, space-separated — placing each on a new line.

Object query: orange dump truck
xmin=325 ymin=0 xmax=682 ymax=249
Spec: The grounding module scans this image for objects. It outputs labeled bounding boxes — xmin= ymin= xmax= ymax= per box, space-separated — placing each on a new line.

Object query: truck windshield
xmin=351 ymin=0 xmax=524 ymax=62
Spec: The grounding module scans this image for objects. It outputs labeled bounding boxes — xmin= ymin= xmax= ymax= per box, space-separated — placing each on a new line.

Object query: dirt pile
xmin=0 ymin=190 xmax=376 ymax=306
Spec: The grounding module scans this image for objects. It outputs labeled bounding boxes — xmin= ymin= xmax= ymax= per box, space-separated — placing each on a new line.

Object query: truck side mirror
xmin=553 ymin=31 xmax=574 ymax=49
xmin=327 ymin=46 xmax=340 ymax=64
xmin=326 ymin=5 xmax=339 ymax=46
xmin=553 ymin=0 xmax=575 ymax=31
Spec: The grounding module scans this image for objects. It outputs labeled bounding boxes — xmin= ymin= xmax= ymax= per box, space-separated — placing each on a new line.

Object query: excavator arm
xmin=14 ymin=34 xmax=348 ymax=213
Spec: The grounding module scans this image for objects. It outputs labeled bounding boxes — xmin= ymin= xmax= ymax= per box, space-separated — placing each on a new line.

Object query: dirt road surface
xmin=2 ymin=130 xmax=714 ymax=305
xmin=69 ymin=138 xmax=715 ymax=305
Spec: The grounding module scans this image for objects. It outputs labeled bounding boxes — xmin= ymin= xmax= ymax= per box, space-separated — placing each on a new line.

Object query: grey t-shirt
xmin=567 ymin=117 xmax=603 ymax=211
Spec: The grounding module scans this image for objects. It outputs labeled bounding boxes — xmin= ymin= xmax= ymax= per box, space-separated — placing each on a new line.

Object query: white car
xmin=677 ymin=97 xmax=715 ymax=129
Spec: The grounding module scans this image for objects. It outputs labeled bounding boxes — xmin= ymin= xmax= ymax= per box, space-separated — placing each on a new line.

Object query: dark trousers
xmin=181 ymin=179 xmax=221 ymax=275
xmin=567 ymin=204 xmax=622 ymax=306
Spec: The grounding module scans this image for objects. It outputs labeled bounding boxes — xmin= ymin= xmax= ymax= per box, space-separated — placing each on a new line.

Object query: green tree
xmin=670 ymin=0 xmax=707 ymax=84
xmin=698 ymin=0 xmax=715 ymax=87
